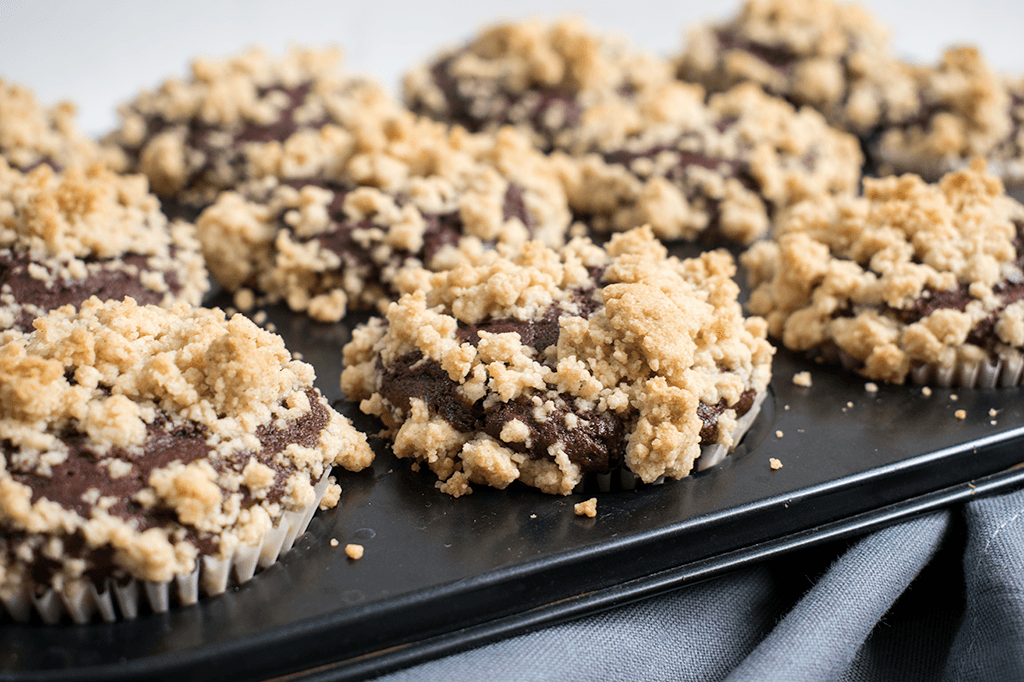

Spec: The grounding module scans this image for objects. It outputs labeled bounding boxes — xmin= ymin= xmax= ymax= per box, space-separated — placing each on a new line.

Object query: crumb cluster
xmin=342 ymin=227 xmax=773 ymax=496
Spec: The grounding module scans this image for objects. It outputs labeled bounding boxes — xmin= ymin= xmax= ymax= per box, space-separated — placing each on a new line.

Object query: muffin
xmin=403 ymin=18 xmax=672 ymax=152
xmin=194 ymin=117 xmax=572 ymax=322
xmin=871 ymin=46 xmax=1024 ymax=196
xmin=104 ymin=47 xmax=407 ymax=221
xmin=342 ymin=226 xmax=773 ymax=496
xmin=0 ymin=297 xmax=373 ymax=624
xmin=550 ymin=81 xmax=863 ymax=244
xmin=0 ymin=79 xmax=113 ymax=172
xmin=0 ymin=160 xmax=209 ymax=334
xmin=742 ymin=160 xmax=1024 ymax=386
xmin=674 ymin=0 xmax=919 ymax=137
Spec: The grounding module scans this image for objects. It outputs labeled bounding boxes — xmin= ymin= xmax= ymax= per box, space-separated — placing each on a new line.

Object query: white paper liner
xmin=834 ymin=349 xmax=1024 ymax=389
xmin=2 ymin=469 xmax=333 ymax=625
xmin=580 ymin=388 xmax=768 ymax=493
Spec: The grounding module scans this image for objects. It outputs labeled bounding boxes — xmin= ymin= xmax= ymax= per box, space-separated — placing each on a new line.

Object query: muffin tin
xmin=4 ymin=239 xmax=1024 ymax=681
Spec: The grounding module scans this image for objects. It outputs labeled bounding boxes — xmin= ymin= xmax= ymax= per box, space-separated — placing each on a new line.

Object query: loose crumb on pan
xmin=769 ymin=458 xmax=783 ymax=470
xmin=792 ymin=371 xmax=812 ymax=387
xmin=922 ymin=387 xmax=933 ymax=397
xmin=865 ymin=382 xmax=879 ymax=393
xmin=775 ymin=430 xmax=784 ymax=438
xmin=330 ymin=538 xmax=339 ymax=547
xmin=989 ymin=408 xmax=999 ymax=417
xmin=345 ymin=544 xmax=364 ymax=560
xmin=955 ymin=409 xmax=967 ymax=420
xmin=574 ymin=498 xmax=598 ymax=518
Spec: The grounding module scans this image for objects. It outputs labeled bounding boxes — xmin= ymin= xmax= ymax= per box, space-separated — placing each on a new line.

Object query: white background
xmin=1 ymin=0 xmax=1023 ymax=136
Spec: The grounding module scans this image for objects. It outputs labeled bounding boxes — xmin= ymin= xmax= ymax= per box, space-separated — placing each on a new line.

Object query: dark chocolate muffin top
xmin=104 ymin=47 xmax=407 ymax=218
xmin=0 ymin=297 xmax=373 ymax=596
xmin=0 ymin=161 xmax=209 ymax=333
xmin=742 ymin=160 xmax=1024 ymax=384
xmin=342 ymin=226 xmax=773 ymax=496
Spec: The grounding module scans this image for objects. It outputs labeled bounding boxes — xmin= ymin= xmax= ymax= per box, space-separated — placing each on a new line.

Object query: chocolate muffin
xmin=403 ymin=18 xmax=672 ymax=152
xmin=194 ymin=118 xmax=572 ymax=322
xmin=674 ymin=0 xmax=919 ymax=136
xmin=871 ymin=46 xmax=1024 ymax=196
xmin=551 ymin=81 xmax=863 ymax=244
xmin=0 ymin=79 xmax=112 ymax=172
xmin=742 ymin=160 xmax=1024 ymax=386
xmin=342 ymin=226 xmax=773 ymax=496
xmin=0 ymin=297 xmax=373 ymax=623
xmin=0 ymin=160 xmax=209 ymax=334
xmin=104 ymin=47 xmax=406 ymax=221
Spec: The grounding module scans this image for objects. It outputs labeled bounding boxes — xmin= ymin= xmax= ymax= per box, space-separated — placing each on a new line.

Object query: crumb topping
xmin=196 ymin=119 xmax=571 ymax=321
xmin=404 ymin=18 xmax=673 ymax=151
xmin=874 ymin=47 xmax=1020 ymax=183
xmin=675 ymin=0 xmax=920 ymax=134
xmin=552 ymin=82 xmax=862 ymax=243
xmin=0 ymin=79 xmax=109 ymax=172
xmin=105 ymin=47 xmax=407 ymax=214
xmin=0 ymin=298 xmax=372 ymax=590
xmin=743 ymin=161 xmax=1024 ymax=383
xmin=343 ymin=226 xmax=773 ymax=496
xmin=0 ymin=161 xmax=209 ymax=331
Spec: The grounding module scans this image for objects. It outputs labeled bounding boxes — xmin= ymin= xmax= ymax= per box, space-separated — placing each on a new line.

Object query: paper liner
xmin=831 ymin=348 xmax=1024 ymax=389
xmin=580 ymin=389 xmax=768 ymax=493
xmin=2 ymin=470 xmax=333 ymax=625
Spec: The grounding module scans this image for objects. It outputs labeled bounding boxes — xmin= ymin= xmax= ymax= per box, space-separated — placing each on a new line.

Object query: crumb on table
xmin=574 ymin=498 xmax=598 ymax=518
xmin=792 ymin=371 xmax=812 ymax=387
xmin=775 ymin=430 xmax=784 ymax=438
xmin=345 ymin=543 xmax=364 ymax=560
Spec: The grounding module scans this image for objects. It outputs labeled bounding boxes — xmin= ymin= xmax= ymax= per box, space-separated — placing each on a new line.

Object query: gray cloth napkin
xmin=371 ymin=486 xmax=1024 ymax=682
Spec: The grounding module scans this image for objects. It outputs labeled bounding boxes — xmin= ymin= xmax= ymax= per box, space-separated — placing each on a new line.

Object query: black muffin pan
xmin=4 ymin=263 xmax=1024 ymax=682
